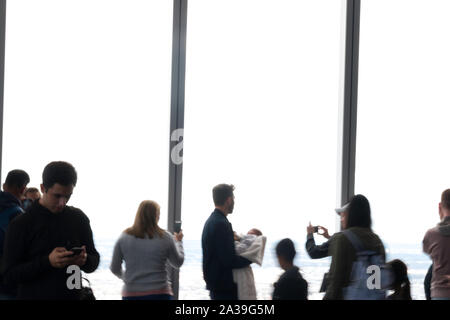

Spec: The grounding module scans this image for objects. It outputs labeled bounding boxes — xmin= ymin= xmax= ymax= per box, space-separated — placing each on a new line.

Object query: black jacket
xmin=0 ymin=191 xmax=22 ymax=213
xmin=305 ymin=233 xmax=330 ymax=259
xmin=0 ymin=191 xmax=23 ymax=255
xmin=1 ymin=200 xmax=100 ymax=300
xmin=272 ymin=266 xmax=308 ymax=300
xmin=0 ymin=191 xmax=24 ymax=294
xmin=201 ymin=209 xmax=251 ymax=294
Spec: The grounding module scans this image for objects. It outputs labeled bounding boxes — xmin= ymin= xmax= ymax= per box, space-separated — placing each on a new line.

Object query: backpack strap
xmin=342 ymin=230 xmax=365 ymax=253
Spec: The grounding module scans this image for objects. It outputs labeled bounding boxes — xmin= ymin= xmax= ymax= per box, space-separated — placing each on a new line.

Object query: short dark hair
xmin=42 ymin=161 xmax=77 ymax=190
xmin=441 ymin=189 xmax=450 ymax=210
xmin=212 ymin=184 xmax=235 ymax=206
xmin=25 ymin=187 xmax=39 ymax=195
xmin=4 ymin=169 xmax=30 ymax=189
xmin=276 ymin=238 xmax=296 ymax=263
xmin=346 ymin=194 xmax=372 ymax=229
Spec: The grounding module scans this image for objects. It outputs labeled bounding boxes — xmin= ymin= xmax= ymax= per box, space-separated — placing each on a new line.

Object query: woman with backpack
xmin=323 ymin=194 xmax=386 ymax=300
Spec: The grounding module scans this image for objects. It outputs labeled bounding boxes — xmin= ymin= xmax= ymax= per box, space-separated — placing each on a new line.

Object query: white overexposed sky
xmin=2 ymin=0 xmax=450 ymax=246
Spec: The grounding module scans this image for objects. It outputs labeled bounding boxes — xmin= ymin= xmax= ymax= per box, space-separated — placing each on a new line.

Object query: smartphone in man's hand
xmin=69 ymin=247 xmax=83 ymax=257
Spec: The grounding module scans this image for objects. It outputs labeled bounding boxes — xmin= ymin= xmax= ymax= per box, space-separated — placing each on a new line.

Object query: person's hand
xmin=49 ymin=247 xmax=76 ymax=268
xmin=70 ymin=246 xmax=88 ymax=267
xmin=233 ymin=232 xmax=240 ymax=241
xmin=318 ymin=226 xmax=331 ymax=239
xmin=174 ymin=231 xmax=184 ymax=242
xmin=307 ymin=222 xmax=315 ymax=235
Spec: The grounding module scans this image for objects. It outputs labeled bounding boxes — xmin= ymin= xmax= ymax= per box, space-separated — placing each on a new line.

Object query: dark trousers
xmin=210 ymin=289 xmax=238 ymax=300
xmin=123 ymin=294 xmax=173 ymax=300
xmin=424 ymin=264 xmax=433 ymax=300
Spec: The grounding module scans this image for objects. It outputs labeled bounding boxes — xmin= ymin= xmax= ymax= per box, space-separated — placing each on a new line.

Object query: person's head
xmin=125 ymin=200 xmax=164 ymax=239
xmin=248 ymin=228 xmax=262 ymax=236
xmin=386 ymin=259 xmax=412 ymax=300
xmin=3 ymin=169 xmax=30 ymax=200
xmin=276 ymin=238 xmax=296 ymax=270
xmin=340 ymin=194 xmax=372 ymax=230
xmin=439 ymin=189 xmax=450 ymax=220
xmin=25 ymin=187 xmax=41 ymax=201
xmin=39 ymin=161 xmax=77 ymax=213
xmin=212 ymin=184 xmax=235 ymax=214
xmin=336 ymin=202 xmax=350 ymax=230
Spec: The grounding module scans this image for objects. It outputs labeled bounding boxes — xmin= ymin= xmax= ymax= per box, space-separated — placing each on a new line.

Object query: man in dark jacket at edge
xmin=1 ymin=161 xmax=100 ymax=300
xmin=202 ymin=184 xmax=251 ymax=300
xmin=0 ymin=170 xmax=30 ymax=299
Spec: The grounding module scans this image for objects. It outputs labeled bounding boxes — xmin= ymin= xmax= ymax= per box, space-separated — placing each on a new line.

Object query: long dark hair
xmin=387 ymin=259 xmax=412 ymax=300
xmin=346 ymin=194 xmax=372 ymax=229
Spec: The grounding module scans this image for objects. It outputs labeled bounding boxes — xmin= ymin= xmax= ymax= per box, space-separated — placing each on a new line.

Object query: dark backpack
xmin=342 ymin=230 xmax=393 ymax=300
xmin=0 ymin=206 xmax=24 ymax=255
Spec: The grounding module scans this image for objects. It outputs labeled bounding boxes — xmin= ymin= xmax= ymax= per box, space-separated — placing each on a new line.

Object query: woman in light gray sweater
xmin=110 ymin=200 xmax=184 ymax=300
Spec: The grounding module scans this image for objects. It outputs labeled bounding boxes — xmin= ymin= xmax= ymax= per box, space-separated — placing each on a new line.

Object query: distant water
xmin=88 ymin=237 xmax=430 ymax=300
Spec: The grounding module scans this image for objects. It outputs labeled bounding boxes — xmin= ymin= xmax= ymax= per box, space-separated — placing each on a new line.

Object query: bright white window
xmin=181 ymin=0 xmax=342 ymax=299
xmin=2 ymin=0 xmax=172 ymax=237
xmin=356 ymin=0 xmax=450 ymax=245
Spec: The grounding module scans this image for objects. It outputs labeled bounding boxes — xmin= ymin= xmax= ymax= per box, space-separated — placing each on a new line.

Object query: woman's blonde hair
xmin=125 ymin=200 xmax=165 ymax=239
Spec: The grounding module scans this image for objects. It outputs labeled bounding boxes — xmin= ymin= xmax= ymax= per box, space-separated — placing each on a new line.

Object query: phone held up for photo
xmin=174 ymin=221 xmax=182 ymax=233
xmin=313 ymin=226 xmax=319 ymax=233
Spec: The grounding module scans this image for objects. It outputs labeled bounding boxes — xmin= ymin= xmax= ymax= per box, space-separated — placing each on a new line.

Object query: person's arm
xmin=1 ymin=218 xmax=53 ymax=287
xmin=216 ymin=222 xmax=251 ymax=269
xmin=323 ymin=234 xmax=351 ymax=300
xmin=422 ymin=230 xmax=431 ymax=255
xmin=167 ymin=233 xmax=184 ymax=268
xmin=78 ymin=213 xmax=100 ymax=273
xmin=109 ymin=238 xmax=124 ymax=279
xmin=305 ymin=234 xmax=330 ymax=259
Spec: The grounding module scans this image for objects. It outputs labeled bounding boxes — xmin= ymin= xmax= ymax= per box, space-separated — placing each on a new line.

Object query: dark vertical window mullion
xmin=168 ymin=0 xmax=187 ymax=300
xmin=0 ymin=0 xmax=6 ymax=183
xmin=338 ymin=0 xmax=360 ymax=229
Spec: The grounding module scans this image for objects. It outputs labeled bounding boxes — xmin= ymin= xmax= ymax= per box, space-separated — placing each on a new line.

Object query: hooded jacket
xmin=423 ymin=216 xmax=450 ymax=298
xmin=0 ymin=191 xmax=22 ymax=213
xmin=0 ymin=191 xmax=23 ymax=294
xmin=0 ymin=191 xmax=23 ymax=254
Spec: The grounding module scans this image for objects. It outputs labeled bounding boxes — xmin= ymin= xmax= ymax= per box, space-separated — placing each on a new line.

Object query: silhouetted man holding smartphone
xmin=1 ymin=161 xmax=99 ymax=299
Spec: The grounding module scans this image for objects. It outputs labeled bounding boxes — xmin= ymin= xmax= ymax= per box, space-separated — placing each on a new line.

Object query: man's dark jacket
xmin=272 ymin=266 xmax=308 ymax=300
xmin=0 ymin=191 xmax=24 ymax=294
xmin=1 ymin=201 xmax=100 ymax=300
xmin=202 ymin=209 xmax=251 ymax=294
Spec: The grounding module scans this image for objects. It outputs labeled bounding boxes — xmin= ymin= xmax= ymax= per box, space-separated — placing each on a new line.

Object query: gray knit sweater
xmin=110 ymin=231 xmax=184 ymax=293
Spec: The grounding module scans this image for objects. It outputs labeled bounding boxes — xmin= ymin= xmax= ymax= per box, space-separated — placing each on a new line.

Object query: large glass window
xmin=2 ymin=0 xmax=172 ymax=299
xmin=181 ymin=0 xmax=342 ymax=299
xmin=356 ymin=0 xmax=450 ymax=300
